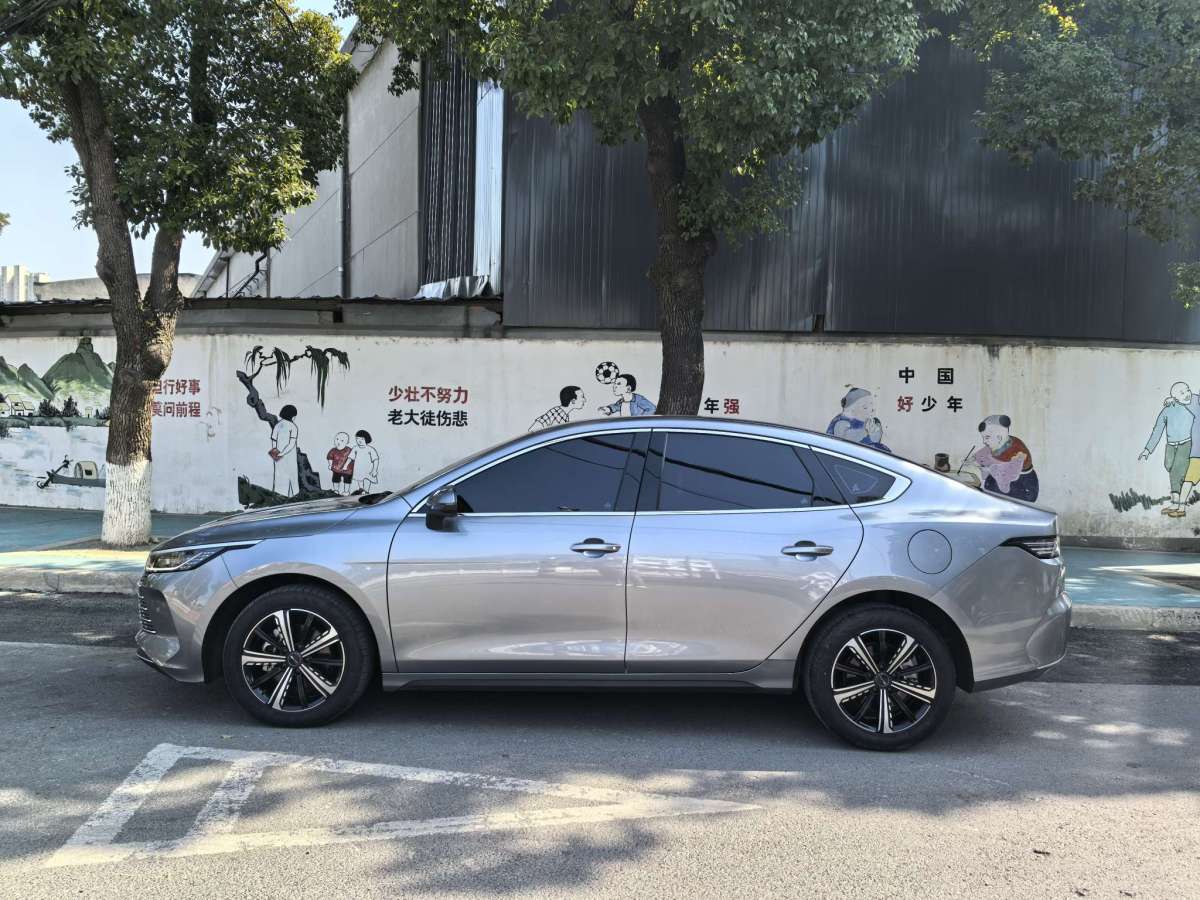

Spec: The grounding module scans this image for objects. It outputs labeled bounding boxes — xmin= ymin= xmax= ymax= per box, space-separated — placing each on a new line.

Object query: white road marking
xmin=45 ymin=744 xmax=760 ymax=868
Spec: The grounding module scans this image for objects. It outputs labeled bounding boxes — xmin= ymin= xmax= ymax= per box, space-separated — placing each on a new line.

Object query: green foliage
xmin=60 ymin=395 xmax=79 ymax=418
xmin=37 ymin=398 xmax=61 ymax=417
xmin=959 ymin=0 xmax=1200 ymax=279
xmin=1175 ymin=263 xmax=1200 ymax=309
xmin=0 ymin=211 xmax=8 ymax=233
xmin=345 ymin=0 xmax=954 ymax=240
xmin=0 ymin=0 xmax=356 ymax=253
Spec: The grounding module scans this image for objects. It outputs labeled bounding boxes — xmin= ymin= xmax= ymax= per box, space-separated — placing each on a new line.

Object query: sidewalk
xmin=0 ymin=506 xmax=213 ymax=553
xmin=1063 ymin=547 xmax=1200 ymax=631
xmin=0 ymin=506 xmax=215 ymax=594
xmin=0 ymin=506 xmax=1197 ymax=629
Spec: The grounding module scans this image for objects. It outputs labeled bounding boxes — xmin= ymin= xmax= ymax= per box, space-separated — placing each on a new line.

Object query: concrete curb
xmin=1072 ymin=603 xmax=1200 ymax=633
xmin=0 ymin=566 xmax=141 ymax=595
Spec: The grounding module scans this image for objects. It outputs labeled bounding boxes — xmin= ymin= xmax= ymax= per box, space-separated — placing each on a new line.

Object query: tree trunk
xmin=638 ymin=98 xmax=716 ymax=416
xmin=61 ymin=75 xmax=184 ymax=545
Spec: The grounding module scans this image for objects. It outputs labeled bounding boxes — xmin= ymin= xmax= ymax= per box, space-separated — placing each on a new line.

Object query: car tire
xmin=221 ymin=584 xmax=377 ymax=727
xmin=803 ymin=604 xmax=956 ymax=751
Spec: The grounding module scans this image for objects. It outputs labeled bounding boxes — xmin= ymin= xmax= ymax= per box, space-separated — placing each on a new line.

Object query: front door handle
xmin=571 ymin=538 xmax=622 ymax=555
xmin=782 ymin=541 xmax=834 ymax=558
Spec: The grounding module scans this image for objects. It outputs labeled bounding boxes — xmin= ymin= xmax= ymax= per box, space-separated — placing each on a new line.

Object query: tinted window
xmin=817 ymin=454 xmax=896 ymax=504
xmin=454 ymin=433 xmax=638 ymax=513
xmin=655 ymin=433 xmax=827 ymax=511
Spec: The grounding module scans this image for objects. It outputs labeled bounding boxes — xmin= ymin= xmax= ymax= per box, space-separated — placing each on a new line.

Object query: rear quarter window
xmin=816 ymin=454 xmax=897 ymax=504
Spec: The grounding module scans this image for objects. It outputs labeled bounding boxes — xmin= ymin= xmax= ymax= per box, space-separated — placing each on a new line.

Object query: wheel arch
xmin=797 ymin=590 xmax=974 ymax=691
xmin=201 ymin=573 xmax=382 ymax=683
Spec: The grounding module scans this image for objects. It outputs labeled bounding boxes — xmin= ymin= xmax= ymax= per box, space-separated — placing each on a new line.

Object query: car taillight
xmin=1002 ymin=536 xmax=1060 ymax=559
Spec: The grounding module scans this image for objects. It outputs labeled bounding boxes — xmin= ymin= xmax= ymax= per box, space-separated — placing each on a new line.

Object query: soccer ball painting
xmin=594 ymin=361 xmax=620 ymax=384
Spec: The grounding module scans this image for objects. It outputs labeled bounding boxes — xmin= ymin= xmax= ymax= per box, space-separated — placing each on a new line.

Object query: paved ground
xmin=0 ymin=606 xmax=1197 ymax=898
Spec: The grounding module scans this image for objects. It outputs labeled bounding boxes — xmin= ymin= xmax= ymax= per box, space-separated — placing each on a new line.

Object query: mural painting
xmin=234 ymin=344 xmax=378 ymax=507
xmin=827 ymin=387 xmax=891 ymax=453
xmin=968 ymin=414 xmax=1040 ymax=503
xmin=598 ymin=369 xmax=656 ymax=417
xmin=1121 ymin=380 xmax=1200 ymax=519
xmin=531 ymin=361 xmax=658 ymax=432
xmin=529 ymin=385 xmax=588 ymax=431
xmin=0 ymin=337 xmax=113 ymax=496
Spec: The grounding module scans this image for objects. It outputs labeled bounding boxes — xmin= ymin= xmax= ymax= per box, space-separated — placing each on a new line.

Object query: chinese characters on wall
xmin=895 ymin=367 xmax=963 ymax=415
xmin=702 ymin=397 xmax=741 ymax=415
xmin=152 ymin=378 xmax=203 ymax=418
xmin=387 ymin=384 xmax=471 ymax=427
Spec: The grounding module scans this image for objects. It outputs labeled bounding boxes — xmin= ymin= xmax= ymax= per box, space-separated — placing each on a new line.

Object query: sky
xmin=0 ymin=1 xmax=350 ymax=281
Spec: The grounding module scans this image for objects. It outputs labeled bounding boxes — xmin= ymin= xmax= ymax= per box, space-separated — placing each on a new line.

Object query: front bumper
xmin=133 ymin=563 xmax=234 ymax=683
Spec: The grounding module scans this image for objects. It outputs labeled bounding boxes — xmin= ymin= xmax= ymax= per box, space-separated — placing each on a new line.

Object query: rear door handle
xmin=571 ymin=539 xmax=622 ymax=555
xmin=782 ymin=541 xmax=834 ymax=558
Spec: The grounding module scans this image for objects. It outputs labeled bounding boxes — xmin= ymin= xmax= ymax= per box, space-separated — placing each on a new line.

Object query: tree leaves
xmin=960 ymin=0 xmax=1200 ymax=287
xmin=0 ymin=0 xmax=357 ymax=254
xmin=346 ymin=0 xmax=953 ymax=242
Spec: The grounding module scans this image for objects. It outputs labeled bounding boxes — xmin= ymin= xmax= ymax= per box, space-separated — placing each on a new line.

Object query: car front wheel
xmin=221 ymin=584 xmax=376 ymax=727
xmin=804 ymin=605 xmax=956 ymax=751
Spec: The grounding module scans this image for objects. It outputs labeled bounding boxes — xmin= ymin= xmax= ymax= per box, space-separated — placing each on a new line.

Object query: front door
xmin=388 ymin=431 xmax=648 ymax=673
xmin=626 ymin=431 xmax=863 ymax=673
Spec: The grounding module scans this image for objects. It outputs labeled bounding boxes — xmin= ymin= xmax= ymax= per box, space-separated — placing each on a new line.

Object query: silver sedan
xmin=136 ymin=417 xmax=1070 ymax=750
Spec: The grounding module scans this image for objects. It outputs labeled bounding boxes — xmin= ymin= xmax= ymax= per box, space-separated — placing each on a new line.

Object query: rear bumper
xmin=969 ymin=591 xmax=1071 ymax=692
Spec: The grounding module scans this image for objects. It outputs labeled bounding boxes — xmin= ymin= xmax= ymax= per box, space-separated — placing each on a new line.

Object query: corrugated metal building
xmin=197 ymin=32 xmax=1197 ymax=345
xmin=501 ymin=35 xmax=1197 ymax=341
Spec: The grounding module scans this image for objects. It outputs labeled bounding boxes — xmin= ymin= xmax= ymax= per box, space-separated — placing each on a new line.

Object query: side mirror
xmin=425 ymin=487 xmax=459 ymax=531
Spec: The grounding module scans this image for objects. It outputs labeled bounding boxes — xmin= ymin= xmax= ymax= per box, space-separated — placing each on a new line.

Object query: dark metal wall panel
xmin=420 ymin=47 xmax=476 ymax=284
xmin=501 ymin=35 xmax=1196 ymax=341
xmin=502 ymin=101 xmax=826 ymax=331
xmin=822 ymin=36 xmax=1130 ymax=339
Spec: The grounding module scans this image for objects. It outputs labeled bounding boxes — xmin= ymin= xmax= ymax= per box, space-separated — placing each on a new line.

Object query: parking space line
xmin=45 ymin=744 xmax=761 ymax=868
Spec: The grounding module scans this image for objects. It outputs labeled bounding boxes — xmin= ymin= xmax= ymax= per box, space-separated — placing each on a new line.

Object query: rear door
xmin=625 ymin=431 xmax=863 ymax=673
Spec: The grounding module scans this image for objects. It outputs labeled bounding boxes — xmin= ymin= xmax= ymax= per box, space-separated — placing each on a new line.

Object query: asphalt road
xmin=0 ymin=596 xmax=1197 ymax=898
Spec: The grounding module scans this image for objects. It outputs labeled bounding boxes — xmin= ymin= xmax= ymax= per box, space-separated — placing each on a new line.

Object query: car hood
xmin=155 ymin=496 xmax=373 ymax=550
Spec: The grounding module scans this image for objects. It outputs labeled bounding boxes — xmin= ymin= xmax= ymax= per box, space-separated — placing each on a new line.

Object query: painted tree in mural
xmin=235 ymin=345 xmax=350 ymax=507
xmin=0 ymin=1 xmax=355 ymax=544
xmin=344 ymin=0 xmax=955 ymax=414
xmin=959 ymin=0 xmax=1200 ymax=304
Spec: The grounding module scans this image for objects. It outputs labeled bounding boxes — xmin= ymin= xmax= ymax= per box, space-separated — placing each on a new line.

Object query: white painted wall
xmin=193 ymin=41 xmax=422 ymax=301
xmin=0 ymin=330 xmax=1195 ymax=540
xmin=346 ymin=44 xmax=420 ymax=298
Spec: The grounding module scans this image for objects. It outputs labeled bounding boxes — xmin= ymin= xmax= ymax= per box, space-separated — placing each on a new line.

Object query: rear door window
xmin=647 ymin=432 xmax=836 ymax=512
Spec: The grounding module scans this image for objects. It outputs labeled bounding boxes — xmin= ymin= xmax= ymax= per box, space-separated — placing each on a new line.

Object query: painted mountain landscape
xmin=0 ymin=337 xmax=113 ymax=506
xmin=0 ymin=337 xmax=113 ymax=419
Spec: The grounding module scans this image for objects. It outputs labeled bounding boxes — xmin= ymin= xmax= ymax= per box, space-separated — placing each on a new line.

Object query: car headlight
xmin=146 ymin=541 xmax=259 ymax=573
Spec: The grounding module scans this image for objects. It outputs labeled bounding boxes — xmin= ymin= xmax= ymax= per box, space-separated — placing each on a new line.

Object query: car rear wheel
xmin=803 ymin=604 xmax=956 ymax=751
xmin=221 ymin=584 xmax=376 ymax=727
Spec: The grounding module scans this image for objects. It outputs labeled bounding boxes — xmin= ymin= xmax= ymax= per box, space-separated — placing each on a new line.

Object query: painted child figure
xmin=1158 ymin=382 xmax=1200 ymax=518
xmin=351 ymin=430 xmax=381 ymax=494
xmin=326 ymin=431 xmax=354 ymax=496
xmin=1139 ymin=381 xmax=1194 ymax=516
xmin=974 ymin=414 xmax=1039 ymax=502
xmin=826 ymin=388 xmax=891 ymax=453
